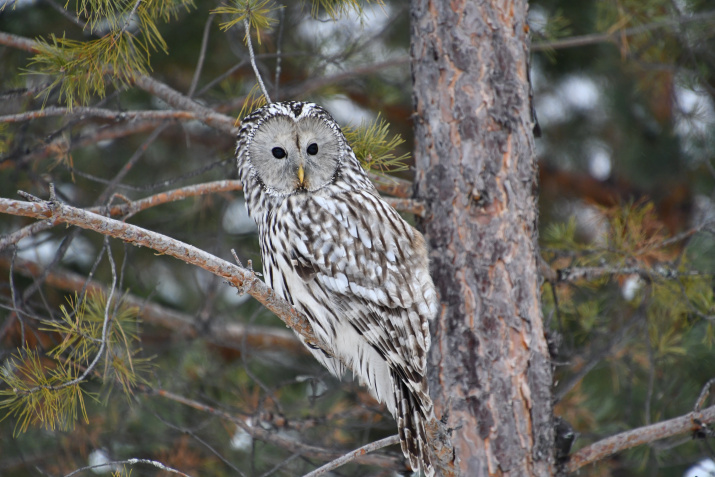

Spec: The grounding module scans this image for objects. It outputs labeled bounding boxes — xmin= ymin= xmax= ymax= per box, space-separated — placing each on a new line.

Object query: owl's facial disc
xmin=249 ymin=115 xmax=341 ymax=195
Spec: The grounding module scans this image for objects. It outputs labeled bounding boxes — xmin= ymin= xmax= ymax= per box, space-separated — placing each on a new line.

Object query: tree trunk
xmin=410 ymin=1 xmax=555 ymax=475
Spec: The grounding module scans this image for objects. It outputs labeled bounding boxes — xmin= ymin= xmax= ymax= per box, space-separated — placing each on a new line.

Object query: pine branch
xmin=0 ymin=194 xmax=325 ymax=352
xmin=0 ymin=193 xmax=451 ymax=470
xmin=533 ymin=9 xmax=715 ymax=52
xmin=0 ymin=31 xmax=38 ymax=53
xmin=555 ymin=265 xmax=708 ymax=283
xmin=63 ymin=458 xmax=194 ymax=477
xmin=0 ymin=32 xmax=420 ymax=202
xmin=385 ymin=198 xmax=424 ymax=217
xmin=369 ymin=174 xmax=412 ymax=199
xmin=0 ymin=255 xmax=305 ymax=353
xmin=3 ymin=119 xmax=173 ymax=169
xmin=0 ymin=32 xmax=236 ymax=133
xmin=0 ymin=181 xmax=422 ymax=251
xmin=148 ymin=386 xmax=401 ymax=469
xmin=132 ymin=74 xmax=237 ymax=133
xmin=302 ymin=434 xmax=401 ymax=477
xmin=565 ymin=403 xmax=715 ymax=472
xmin=243 ymin=17 xmax=271 ymax=103
xmin=188 ymin=14 xmax=214 ymax=98
xmin=0 ymin=107 xmax=203 ymax=124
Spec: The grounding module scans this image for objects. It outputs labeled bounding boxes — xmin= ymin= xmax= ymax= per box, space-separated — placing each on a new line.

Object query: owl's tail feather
xmin=393 ymin=371 xmax=434 ymax=477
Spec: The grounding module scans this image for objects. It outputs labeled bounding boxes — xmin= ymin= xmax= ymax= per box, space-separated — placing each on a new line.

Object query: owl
xmin=236 ymin=101 xmax=438 ymax=476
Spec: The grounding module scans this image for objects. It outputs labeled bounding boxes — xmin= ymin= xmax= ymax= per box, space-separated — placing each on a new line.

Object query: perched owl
xmin=236 ymin=101 xmax=438 ymax=476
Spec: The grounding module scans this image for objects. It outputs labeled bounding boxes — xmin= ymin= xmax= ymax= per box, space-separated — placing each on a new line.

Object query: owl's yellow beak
xmin=297 ymin=164 xmax=305 ymax=186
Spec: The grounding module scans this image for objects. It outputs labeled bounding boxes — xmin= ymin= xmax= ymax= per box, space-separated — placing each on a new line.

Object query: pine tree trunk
xmin=410 ymin=1 xmax=555 ymax=475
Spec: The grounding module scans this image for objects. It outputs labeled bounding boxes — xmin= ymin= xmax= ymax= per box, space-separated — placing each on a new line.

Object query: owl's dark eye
xmin=306 ymin=143 xmax=319 ymax=155
xmin=272 ymin=147 xmax=287 ymax=159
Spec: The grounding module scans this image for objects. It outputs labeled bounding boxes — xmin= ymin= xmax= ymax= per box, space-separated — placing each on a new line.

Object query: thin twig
xmin=0 ymin=195 xmax=324 ymax=353
xmin=119 ymin=0 xmax=143 ymax=37
xmin=243 ymin=18 xmax=271 ymax=103
xmin=0 ymin=31 xmax=40 ymax=53
xmin=196 ymin=59 xmax=248 ymax=97
xmin=273 ymin=8 xmax=285 ymax=100
xmin=13 ymin=233 xmax=116 ymax=395
xmin=533 ymin=9 xmax=715 ymax=52
xmin=189 ymin=15 xmax=214 ymax=98
xmin=302 ymin=435 xmax=400 ymax=477
xmin=0 ymin=107 xmax=201 ymax=124
xmin=150 ymin=410 xmax=247 ymax=477
xmin=257 ymin=453 xmax=303 ymax=477
xmin=0 ymin=180 xmax=421 ymax=252
xmin=0 ymin=255 xmax=304 ymax=352
xmin=63 ymin=458 xmax=193 ymax=477
xmin=9 ymin=246 xmax=26 ymax=345
xmin=40 ymin=0 xmax=88 ymax=29
xmin=695 ymin=378 xmax=715 ymax=412
xmin=556 ymin=265 xmax=708 ymax=283
xmin=96 ymin=122 xmax=169 ymax=205
xmin=147 ymin=386 xmax=401 ymax=469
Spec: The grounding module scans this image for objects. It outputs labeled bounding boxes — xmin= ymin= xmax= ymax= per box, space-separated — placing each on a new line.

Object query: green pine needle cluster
xmin=343 ymin=115 xmax=410 ymax=174
xmin=28 ymin=0 xmax=195 ymax=107
xmin=212 ymin=0 xmax=281 ymax=44
xmin=308 ymin=0 xmax=375 ymax=19
xmin=0 ymin=292 xmax=150 ymax=434
xmin=0 ymin=348 xmax=92 ymax=435
xmin=532 ymin=9 xmax=572 ymax=61
xmin=543 ymin=202 xmax=715 ymax=354
xmin=238 ymin=83 xmax=268 ymax=121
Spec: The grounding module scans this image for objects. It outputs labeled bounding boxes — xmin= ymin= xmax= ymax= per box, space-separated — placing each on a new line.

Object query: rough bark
xmin=410 ymin=1 xmax=554 ymax=476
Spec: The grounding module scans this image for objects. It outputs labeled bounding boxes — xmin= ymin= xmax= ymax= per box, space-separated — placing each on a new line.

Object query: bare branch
xmin=1 ymin=194 xmax=449 ymax=467
xmin=0 ymin=31 xmax=237 ymax=133
xmin=0 ymin=195 xmax=324 ymax=352
xmin=63 ymin=457 xmax=194 ymax=477
xmin=695 ymin=378 xmax=715 ymax=412
xmin=243 ymin=18 xmax=271 ymax=103
xmin=302 ymin=435 xmax=401 ymax=477
xmin=384 ymin=198 xmax=424 ymax=217
xmin=556 ymin=265 xmax=708 ymax=283
xmin=3 ymin=118 xmax=172 ymax=169
xmin=0 ymin=31 xmax=39 ymax=53
xmin=132 ymin=74 xmax=237 ymax=134
xmin=40 ymin=0 xmax=88 ymax=30
xmin=283 ymin=58 xmax=410 ymax=100
xmin=566 ymin=404 xmax=715 ymax=472
xmin=368 ymin=174 xmax=412 ymax=199
xmin=533 ymin=9 xmax=715 ymax=52
xmin=188 ymin=14 xmax=214 ymax=98
xmin=106 ymin=180 xmax=243 ymax=217
xmin=148 ymin=386 xmax=401 ymax=469
xmin=0 ymin=107 xmax=203 ymax=124
xmin=0 ymin=255 xmax=304 ymax=353
xmin=0 ymin=180 xmax=422 ymax=252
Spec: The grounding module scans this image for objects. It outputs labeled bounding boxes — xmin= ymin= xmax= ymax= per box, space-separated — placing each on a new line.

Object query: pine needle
xmin=343 ymin=114 xmax=410 ymax=174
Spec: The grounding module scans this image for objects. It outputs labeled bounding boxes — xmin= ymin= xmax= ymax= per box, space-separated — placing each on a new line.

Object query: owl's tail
xmin=393 ymin=370 xmax=435 ymax=477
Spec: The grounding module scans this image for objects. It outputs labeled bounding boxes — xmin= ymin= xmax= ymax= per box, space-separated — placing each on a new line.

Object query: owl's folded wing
xmin=285 ymin=190 xmax=437 ymax=371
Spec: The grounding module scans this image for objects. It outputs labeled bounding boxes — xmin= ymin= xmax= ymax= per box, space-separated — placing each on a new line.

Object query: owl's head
xmin=237 ymin=102 xmax=350 ymax=195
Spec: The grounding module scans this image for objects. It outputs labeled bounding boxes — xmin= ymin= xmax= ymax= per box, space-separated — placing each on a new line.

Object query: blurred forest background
xmin=0 ymin=0 xmax=714 ymax=476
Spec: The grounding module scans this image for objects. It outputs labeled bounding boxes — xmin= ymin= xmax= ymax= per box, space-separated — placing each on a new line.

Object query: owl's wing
xmin=284 ymin=190 xmax=437 ymax=375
